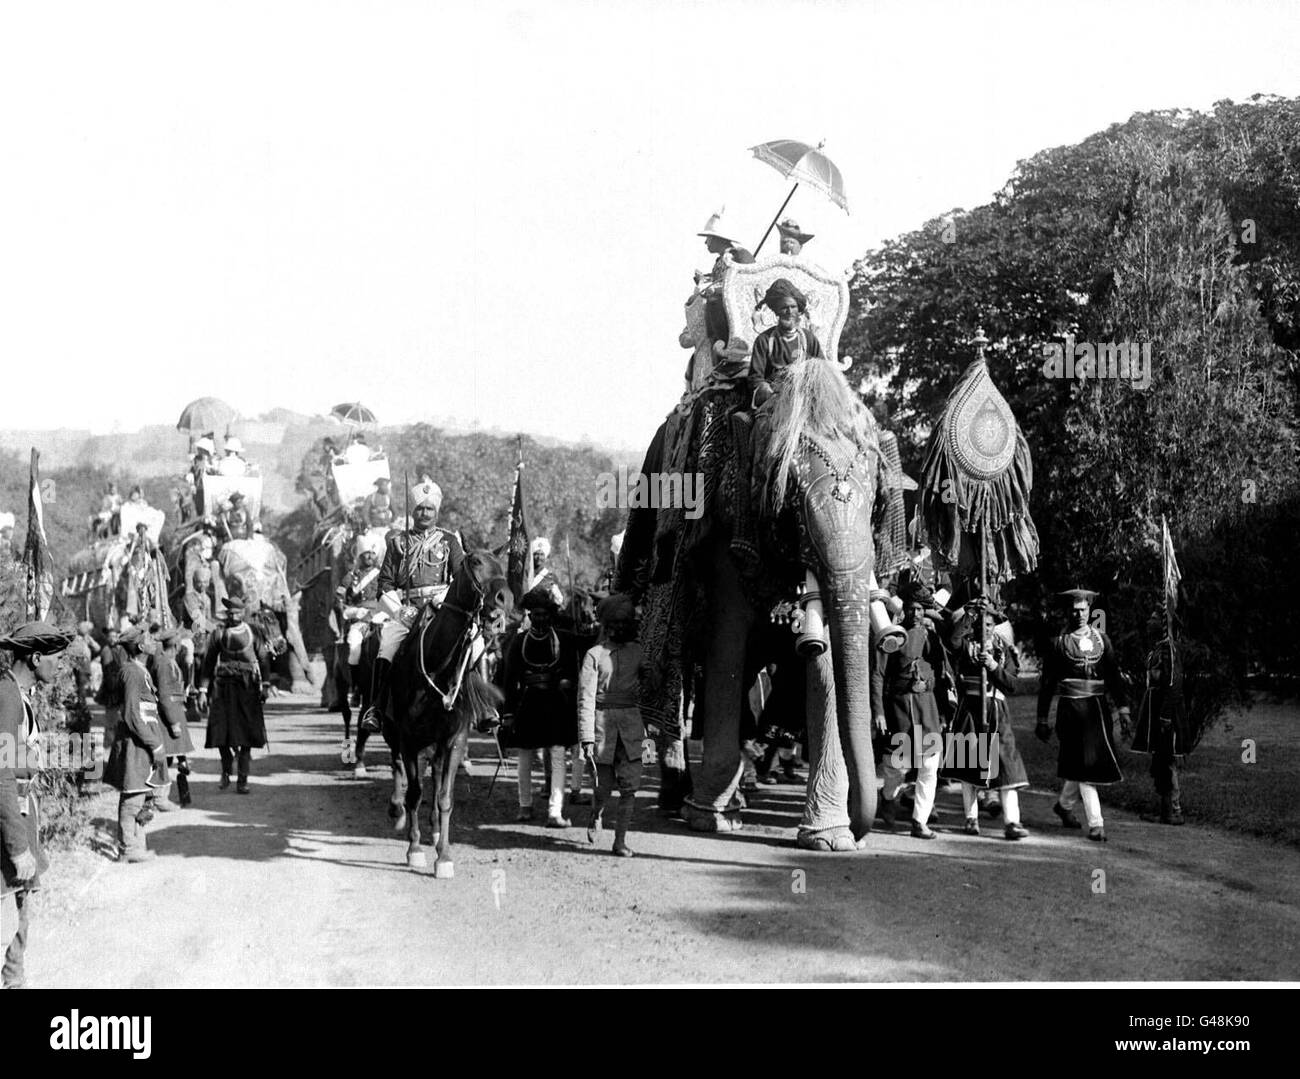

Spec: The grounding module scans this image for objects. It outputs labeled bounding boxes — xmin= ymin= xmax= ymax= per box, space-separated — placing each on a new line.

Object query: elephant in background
xmin=623 ymin=360 xmax=896 ymax=851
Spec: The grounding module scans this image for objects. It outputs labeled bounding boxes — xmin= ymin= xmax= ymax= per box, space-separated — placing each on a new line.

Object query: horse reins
xmin=417 ymin=578 xmax=492 ymax=712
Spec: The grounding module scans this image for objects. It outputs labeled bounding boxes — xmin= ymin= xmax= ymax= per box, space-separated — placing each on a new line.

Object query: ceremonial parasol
xmin=749 ymin=138 xmax=849 ymax=255
xmin=177 ymin=397 xmax=237 ymax=437
xmin=919 ymin=331 xmax=1039 ymax=705
xmin=330 ymin=402 xmax=379 ymax=427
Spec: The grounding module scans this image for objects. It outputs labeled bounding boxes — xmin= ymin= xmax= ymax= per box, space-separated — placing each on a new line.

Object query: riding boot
xmin=176 ymin=771 xmax=192 ymax=807
xmin=236 ymin=746 xmax=251 ymax=794
xmin=348 ymin=664 xmax=361 ymax=707
xmin=612 ymin=792 xmax=636 ymax=857
xmin=361 ymin=659 xmax=391 ymax=732
xmin=218 ymin=746 xmax=234 ymax=789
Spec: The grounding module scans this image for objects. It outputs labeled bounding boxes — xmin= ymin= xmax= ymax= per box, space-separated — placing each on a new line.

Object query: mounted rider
xmin=360 ymin=478 xmax=464 ymax=732
xmin=336 ymin=533 xmax=386 ymax=706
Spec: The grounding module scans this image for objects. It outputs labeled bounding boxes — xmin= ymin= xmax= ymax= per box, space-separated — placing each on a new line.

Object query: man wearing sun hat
xmin=776 ymin=217 xmax=815 ymax=257
xmin=1 ymin=621 xmax=73 ymax=987
xmin=360 ymin=477 xmax=464 ymax=732
xmin=1037 ymin=588 xmax=1131 ymax=842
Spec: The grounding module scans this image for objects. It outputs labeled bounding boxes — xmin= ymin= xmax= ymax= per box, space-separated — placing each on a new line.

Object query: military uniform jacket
xmin=377 ymin=527 xmax=465 ymax=600
xmin=1 ymin=676 xmax=47 ymax=893
xmin=338 ymin=564 xmax=382 ymax=617
xmin=104 ymin=662 xmax=164 ymax=794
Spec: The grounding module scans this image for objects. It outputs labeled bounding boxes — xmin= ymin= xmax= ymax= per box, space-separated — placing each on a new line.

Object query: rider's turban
xmin=411 ymin=480 xmax=443 ymax=512
xmin=760 ymin=278 xmax=808 ymax=314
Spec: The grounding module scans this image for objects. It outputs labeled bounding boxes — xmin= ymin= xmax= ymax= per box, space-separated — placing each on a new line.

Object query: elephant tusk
xmin=796 ymin=569 xmax=828 ymax=656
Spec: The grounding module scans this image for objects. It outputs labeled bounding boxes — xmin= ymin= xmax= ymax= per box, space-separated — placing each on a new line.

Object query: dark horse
xmin=384 ymin=550 xmax=512 ymax=877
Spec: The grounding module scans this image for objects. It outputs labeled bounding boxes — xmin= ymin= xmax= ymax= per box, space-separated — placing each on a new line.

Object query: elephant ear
xmin=747 ymin=409 xmax=805 ymax=595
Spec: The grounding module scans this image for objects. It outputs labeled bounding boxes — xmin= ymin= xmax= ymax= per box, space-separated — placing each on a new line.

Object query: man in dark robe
xmin=1131 ymin=630 xmax=1190 ymax=825
xmin=198 ymin=596 xmax=270 ymax=793
xmin=1037 ymin=589 xmax=1131 ymax=842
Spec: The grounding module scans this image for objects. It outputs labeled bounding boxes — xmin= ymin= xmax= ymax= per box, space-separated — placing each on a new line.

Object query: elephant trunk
xmin=823 ymin=573 xmax=878 ymax=840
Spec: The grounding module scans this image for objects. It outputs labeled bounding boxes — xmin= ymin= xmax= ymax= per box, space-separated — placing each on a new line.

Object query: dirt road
xmin=29 ymin=693 xmax=1300 ymax=986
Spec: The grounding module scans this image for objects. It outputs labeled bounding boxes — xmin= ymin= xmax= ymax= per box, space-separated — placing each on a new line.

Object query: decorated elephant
xmin=620 ymin=257 xmax=905 ymax=851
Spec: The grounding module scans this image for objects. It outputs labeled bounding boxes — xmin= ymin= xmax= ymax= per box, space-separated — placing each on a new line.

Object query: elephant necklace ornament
xmin=798 ymin=437 xmax=873 ymax=576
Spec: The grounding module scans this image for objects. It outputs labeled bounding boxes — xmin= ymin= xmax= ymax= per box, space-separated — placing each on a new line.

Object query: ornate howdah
xmin=721 ymin=254 xmax=852 ymax=368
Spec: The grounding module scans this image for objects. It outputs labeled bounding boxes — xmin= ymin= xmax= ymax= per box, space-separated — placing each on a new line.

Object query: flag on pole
xmin=1161 ymin=514 xmax=1181 ymax=640
xmin=23 ymin=448 xmax=55 ymax=621
xmin=1161 ymin=515 xmax=1181 ymax=600
xmin=505 ymin=440 xmax=531 ymax=604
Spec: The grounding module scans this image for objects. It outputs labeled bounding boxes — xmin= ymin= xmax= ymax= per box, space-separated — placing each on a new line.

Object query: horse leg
xmin=405 ymin=753 xmax=426 ymax=868
xmin=426 ymin=747 xmax=441 ymax=848
xmin=434 ymin=737 xmax=461 ymax=879
xmin=390 ymin=747 xmax=407 ymax=830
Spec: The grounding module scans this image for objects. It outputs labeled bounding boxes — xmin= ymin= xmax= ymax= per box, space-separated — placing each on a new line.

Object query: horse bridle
xmin=416 ymin=569 xmax=498 ymax=712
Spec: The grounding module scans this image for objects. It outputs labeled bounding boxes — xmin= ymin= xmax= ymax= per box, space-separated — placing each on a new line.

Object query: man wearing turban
xmin=361 ymin=478 xmax=465 ymax=732
xmin=748 ymin=277 xmax=828 ymax=407
xmin=2 ymin=622 xmax=73 ymax=987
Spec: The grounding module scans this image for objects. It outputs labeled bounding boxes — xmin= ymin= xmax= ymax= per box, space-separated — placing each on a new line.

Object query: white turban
xmin=531 ymin=537 xmax=551 ymax=558
xmin=411 ymin=480 xmax=443 ymax=511
xmin=356 ymin=533 xmax=384 ymax=558
xmin=224 ymin=437 xmax=244 ymax=454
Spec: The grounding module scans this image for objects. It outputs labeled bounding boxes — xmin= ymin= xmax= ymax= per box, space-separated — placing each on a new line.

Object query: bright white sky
xmin=2 ymin=0 xmax=1298 ymax=450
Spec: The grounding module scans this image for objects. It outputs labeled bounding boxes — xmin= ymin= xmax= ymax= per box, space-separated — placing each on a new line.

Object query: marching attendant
xmin=1037 ymin=589 xmax=1131 ymax=842
xmin=748 ymin=279 xmax=827 ymax=407
xmin=103 ymin=626 xmax=166 ymax=862
xmin=500 ymin=586 xmax=580 ymax=827
xmin=946 ymin=604 xmax=1030 ymax=840
xmin=870 ymin=581 xmax=950 ymax=839
xmin=1131 ymin=630 xmax=1189 ymax=825
xmin=1 ymin=623 xmax=72 ymax=987
xmin=360 ymin=478 xmax=464 ymax=732
xmin=579 ymin=594 xmax=646 ymax=857
xmin=198 ymin=596 xmax=270 ymax=793
xmin=150 ymin=628 xmax=195 ymax=808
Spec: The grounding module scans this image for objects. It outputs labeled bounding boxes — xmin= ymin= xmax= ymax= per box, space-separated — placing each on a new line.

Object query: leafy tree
xmin=844 ymin=98 xmax=1300 ymax=730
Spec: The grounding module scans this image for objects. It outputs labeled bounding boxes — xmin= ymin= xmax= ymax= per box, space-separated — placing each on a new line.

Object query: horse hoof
xmin=407 ymin=850 xmax=428 ymax=869
xmin=434 ymin=860 xmax=454 ymax=879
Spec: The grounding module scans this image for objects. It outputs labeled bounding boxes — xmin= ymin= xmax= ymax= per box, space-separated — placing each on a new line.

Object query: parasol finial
xmin=972 ymin=327 xmax=989 ymax=360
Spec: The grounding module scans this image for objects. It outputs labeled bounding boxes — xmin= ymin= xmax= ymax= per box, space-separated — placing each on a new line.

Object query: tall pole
xmin=753 ymin=182 xmax=800 ymax=257
xmin=978 ymin=523 xmax=988 ymax=719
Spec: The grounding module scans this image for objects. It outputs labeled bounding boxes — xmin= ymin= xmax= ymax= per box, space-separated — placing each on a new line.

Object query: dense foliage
xmin=844 ymin=96 xmax=1300 ymax=729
